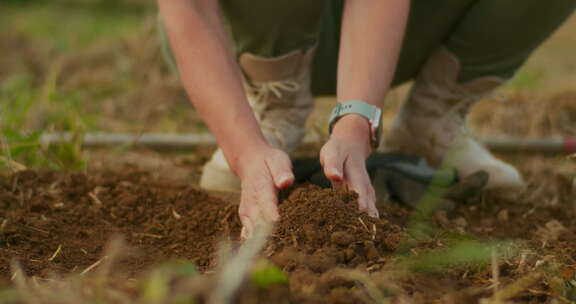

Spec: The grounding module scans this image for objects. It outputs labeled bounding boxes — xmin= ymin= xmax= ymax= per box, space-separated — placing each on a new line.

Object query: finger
xmin=240 ymin=220 xmax=252 ymax=240
xmin=244 ymin=172 xmax=280 ymax=223
xmin=330 ymin=163 xmax=346 ymax=191
xmin=320 ymin=142 xmax=345 ymax=182
xmin=255 ymin=180 xmax=281 ymax=222
xmin=240 ymin=214 xmax=255 ymax=240
xmin=343 ymin=157 xmax=379 ymax=218
xmin=331 ymin=179 xmax=346 ymax=192
xmin=267 ymin=152 xmax=294 ymax=189
xmin=239 ymin=191 xmax=266 ymax=239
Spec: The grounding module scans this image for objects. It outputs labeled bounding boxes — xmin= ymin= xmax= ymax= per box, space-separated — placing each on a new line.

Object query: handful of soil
xmin=292 ymin=152 xmax=489 ymax=209
xmin=268 ymin=185 xmax=403 ymax=272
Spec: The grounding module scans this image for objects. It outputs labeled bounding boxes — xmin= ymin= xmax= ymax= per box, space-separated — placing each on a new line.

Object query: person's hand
xmin=320 ymin=114 xmax=379 ymax=217
xmin=234 ymin=144 xmax=294 ymax=239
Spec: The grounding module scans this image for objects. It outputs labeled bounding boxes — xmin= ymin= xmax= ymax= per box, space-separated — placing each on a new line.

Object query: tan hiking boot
xmin=200 ymin=47 xmax=316 ymax=192
xmin=385 ymin=47 xmax=525 ymax=191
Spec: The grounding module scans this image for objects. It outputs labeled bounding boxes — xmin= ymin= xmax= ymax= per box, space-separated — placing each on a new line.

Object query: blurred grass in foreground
xmin=2 ymin=229 xmax=571 ymax=303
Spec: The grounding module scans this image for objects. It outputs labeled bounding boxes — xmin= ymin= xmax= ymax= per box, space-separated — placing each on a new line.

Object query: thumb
xmin=320 ymin=142 xmax=345 ymax=182
xmin=267 ymin=151 xmax=295 ymax=189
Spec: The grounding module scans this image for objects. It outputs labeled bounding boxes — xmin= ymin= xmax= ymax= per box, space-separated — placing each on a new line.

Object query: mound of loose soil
xmin=0 ymin=169 xmax=242 ymax=278
xmin=267 ymin=185 xmax=404 ymax=302
xmin=1 ymin=163 xmax=575 ymax=303
xmin=0 ymin=171 xmax=401 ymax=278
xmin=271 ymin=186 xmax=403 ymax=270
xmin=0 ymin=169 xmax=406 ymax=302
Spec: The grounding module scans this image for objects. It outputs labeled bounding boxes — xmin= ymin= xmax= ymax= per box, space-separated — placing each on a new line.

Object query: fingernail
xmin=278 ymin=174 xmax=294 ymax=187
xmin=241 ymin=218 xmax=254 ymax=240
xmin=331 ymin=168 xmax=342 ymax=179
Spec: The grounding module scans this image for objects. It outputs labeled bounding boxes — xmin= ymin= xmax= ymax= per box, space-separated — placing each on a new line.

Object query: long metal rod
xmin=483 ymin=137 xmax=575 ymax=154
xmin=39 ymin=132 xmax=576 ymax=154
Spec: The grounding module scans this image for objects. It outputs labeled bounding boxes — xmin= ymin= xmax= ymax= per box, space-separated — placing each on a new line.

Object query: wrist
xmin=328 ymin=100 xmax=382 ymax=150
xmin=330 ymin=114 xmax=372 ymax=152
xmin=223 ymin=136 xmax=270 ymax=176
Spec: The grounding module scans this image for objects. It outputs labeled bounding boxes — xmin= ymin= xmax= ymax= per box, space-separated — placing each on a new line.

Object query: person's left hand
xmin=319 ymin=114 xmax=379 ymax=217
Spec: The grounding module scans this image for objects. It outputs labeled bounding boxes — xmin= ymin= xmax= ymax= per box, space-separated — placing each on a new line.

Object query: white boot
xmin=385 ymin=47 xmax=525 ymax=191
xmin=200 ymin=48 xmax=316 ymax=192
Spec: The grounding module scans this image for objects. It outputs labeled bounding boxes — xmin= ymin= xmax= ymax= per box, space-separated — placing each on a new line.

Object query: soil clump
xmin=270 ymin=185 xmax=403 ymax=270
xmin=267 ymin=185 xmax=405 ymax=302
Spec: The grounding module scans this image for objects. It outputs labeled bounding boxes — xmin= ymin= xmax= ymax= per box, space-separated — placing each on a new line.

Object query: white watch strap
xmin=328 ymin=100 xmax=382 ymax=147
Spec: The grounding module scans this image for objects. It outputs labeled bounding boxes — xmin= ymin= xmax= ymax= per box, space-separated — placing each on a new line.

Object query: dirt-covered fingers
xmin=238 ymin=199 xmax=261 ymax=240
xmin=320 ymin=137 xmax=377 ymax=217
xmin=241 ymin=174 xmax=280 ymax=220
xmin=236 ymin=147 xmax=295 ymax=239
xmin=343 ymin=156 xmax=379 ymax=218
xmin=239 ymin=185 xmax=277 ymax=240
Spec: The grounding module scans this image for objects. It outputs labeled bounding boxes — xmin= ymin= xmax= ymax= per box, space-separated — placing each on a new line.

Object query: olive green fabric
xmin=313 ymin=0 xmax=575 ymax=94
xmin=220 ymin=0 xmax=328 ymax=57
xmin=310 ymin=0 xmax=478 ymax=94
xmin=220 ymin=0 xmax=574 ymax=95
xmin=446 ymin=0 xmax=576 ymax=82
xmin=161 ymin=0 xmax=575 ymax=95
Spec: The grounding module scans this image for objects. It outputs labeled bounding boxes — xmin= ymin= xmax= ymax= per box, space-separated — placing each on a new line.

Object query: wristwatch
xmin=328 ymin=100 xmax=383 ymax=149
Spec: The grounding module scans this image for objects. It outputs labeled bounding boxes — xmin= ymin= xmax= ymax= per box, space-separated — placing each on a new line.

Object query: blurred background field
xmin=0 ymin=1 xmax=575 ymax=303
xmin=4 ymin=0 xmax=575 ymax=171
xmin=1 ymin=0 xmax=194 ymax=136
xmin=1 ymin=0 xmax=575 ymax=139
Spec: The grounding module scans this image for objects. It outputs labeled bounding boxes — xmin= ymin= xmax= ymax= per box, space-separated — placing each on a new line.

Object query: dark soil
xmin=0 ymin=169 xmax=241 ymax=278
xmin=266 ymin=186 xmax=405 ymax=303
xmin=270 ymin=186 xmax=403 ymax=270
xmin=0 ymin=162 xmax=574 ymax=303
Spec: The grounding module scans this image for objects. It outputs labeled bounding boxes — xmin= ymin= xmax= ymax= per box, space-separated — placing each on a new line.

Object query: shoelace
xmin=244 ymin=79 xmax=302 ymax=150
xmin=247 ymin=80 xmax=300 ymax=104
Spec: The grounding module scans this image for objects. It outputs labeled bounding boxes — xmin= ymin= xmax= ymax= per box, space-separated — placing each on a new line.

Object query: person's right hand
xmin=234 ymin=144 xmax=294 ymax=239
